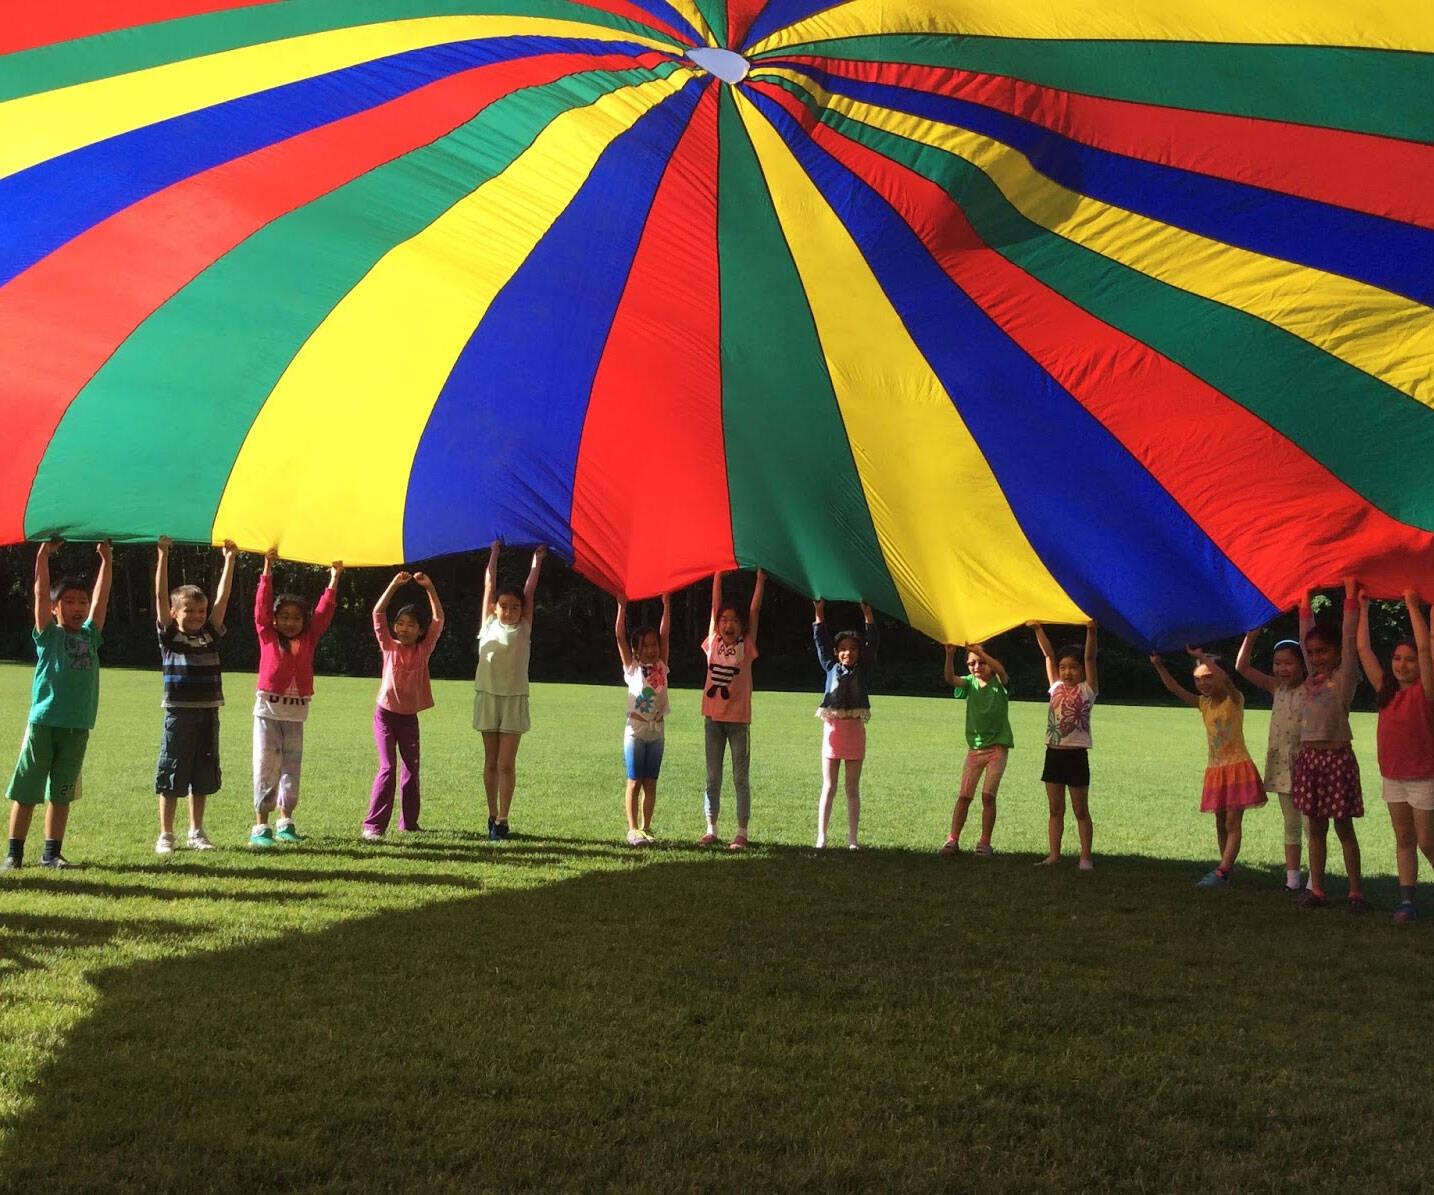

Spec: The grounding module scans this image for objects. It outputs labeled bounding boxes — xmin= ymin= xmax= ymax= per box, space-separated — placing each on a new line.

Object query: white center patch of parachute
xmin=686 ymin=47 xmax=750 ymax=83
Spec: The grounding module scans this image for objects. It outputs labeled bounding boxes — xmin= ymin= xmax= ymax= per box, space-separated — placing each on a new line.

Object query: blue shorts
xmin=624 ymin=730 xmax=665 ymax=781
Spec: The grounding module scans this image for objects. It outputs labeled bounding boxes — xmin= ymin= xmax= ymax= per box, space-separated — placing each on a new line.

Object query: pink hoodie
xmin=255 ymin=572 xmax=336 ymax=698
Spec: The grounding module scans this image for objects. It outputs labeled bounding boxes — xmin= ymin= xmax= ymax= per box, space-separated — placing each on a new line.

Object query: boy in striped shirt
xmin=153 ymin=537 xmax=237 ymax=854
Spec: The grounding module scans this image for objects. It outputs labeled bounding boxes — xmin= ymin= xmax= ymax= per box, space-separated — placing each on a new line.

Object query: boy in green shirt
xmin=4 ymin=540 xmax=112 ymax=870
xmin=939 ymin=642 xmax=1014 ymax=857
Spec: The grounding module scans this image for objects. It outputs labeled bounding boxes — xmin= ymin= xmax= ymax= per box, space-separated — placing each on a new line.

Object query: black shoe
xmin=38 ymin=854 xmax=72 ymax=869
xmin=496 ymin=820 xmax=511 ymax=840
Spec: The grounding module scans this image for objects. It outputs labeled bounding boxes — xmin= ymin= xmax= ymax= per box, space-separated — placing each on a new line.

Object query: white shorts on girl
xmin=1382 ymin=777 xmax=1434 ymax=811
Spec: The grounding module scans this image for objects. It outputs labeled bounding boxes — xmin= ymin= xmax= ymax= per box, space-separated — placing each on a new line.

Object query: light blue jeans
xmin=703 ymin=719 xmax=751 ymax=825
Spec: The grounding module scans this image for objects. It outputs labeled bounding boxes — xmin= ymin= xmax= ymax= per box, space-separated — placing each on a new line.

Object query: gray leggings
xmin=704 ymin=719 xmax=751 ymax=825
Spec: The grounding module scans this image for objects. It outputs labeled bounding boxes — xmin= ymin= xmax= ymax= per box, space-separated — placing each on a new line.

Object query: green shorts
xmin=473 ymin=691 xmax=530 ymax=735
xmin=6 ymin=723 xmax=89 ymax=805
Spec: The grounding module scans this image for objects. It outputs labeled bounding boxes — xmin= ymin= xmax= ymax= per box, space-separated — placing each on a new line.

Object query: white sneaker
xmin=361 ymin=829 xmax=384 ymax=842
xmin=155 ymin=832 xmax=175 ymax=856
xmin=186 ymin=828 xmax=215 ymax=851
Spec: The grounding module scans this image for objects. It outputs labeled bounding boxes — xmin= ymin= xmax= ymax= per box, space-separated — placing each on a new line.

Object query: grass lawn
xmin=0 ymin=661 xmax=1429 ymax=1191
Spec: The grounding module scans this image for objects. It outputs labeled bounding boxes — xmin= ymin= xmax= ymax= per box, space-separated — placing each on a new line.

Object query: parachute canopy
xmin=3 ymin=2 xmax=1433 ymax=648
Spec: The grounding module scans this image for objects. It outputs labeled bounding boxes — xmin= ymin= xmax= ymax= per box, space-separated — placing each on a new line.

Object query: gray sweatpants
xmin=253 ymin=716 xmax=304 ymax=816
xmin=703 ymin=718 xmax=751 ymax=825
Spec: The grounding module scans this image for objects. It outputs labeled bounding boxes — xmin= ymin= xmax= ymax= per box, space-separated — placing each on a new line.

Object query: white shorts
xmin=1382 ymin=777 xmax=1434 ymax=812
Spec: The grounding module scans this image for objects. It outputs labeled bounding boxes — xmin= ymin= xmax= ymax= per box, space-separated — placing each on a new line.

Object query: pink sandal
xmin=728 ymin=835 xmax=748 ymax=851
xmin=698 ymin=832 xmax=720 ymax=847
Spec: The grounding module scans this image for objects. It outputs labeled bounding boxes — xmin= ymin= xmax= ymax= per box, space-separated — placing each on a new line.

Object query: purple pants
xmin=365 ymin=706 xmax=421 ymax=833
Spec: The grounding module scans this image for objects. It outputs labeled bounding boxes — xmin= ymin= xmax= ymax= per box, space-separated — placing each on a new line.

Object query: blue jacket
xmin=813 ymin=620 xmax=877 ymax=710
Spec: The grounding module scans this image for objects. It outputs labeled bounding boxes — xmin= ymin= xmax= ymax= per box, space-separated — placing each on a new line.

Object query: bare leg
xmin=188 ymin=793 xmax=206 ymax=834
xmin=481 ymin=732 xmax=500 ymax=820
xmin=8 ymin=803 xmax=35 ymax=840
xmin=158 ymin=795 xmax=177 ymax=836
xmin=1306 ymin=814 xmax=1330 ymax=892
xmin=1332 ymin=817 xmax=1362 ymax=895
xmin=950 ymin=796 xmax=972 ymax=842
xmin=817 ymin=757 xmax=839 ymax=847
xmin=1218 ymin=807 xmax=1244 ymax=873
xmin=845 ymin=758 xmax=863 ymax=847
xmin=625 ymin=779 xmax=642 ymax=834
xmin=1043 ymin=782 xmax=1066 ymax=862
xmin=496 ymin=732 xmax=521 ymax=822
xmin=44 ymin=803 xmax=70 ymax=841
xmin=1070 ymin=786 xmax=1092 ymax=864
xmin=1389 ymin=802 xmax=1418 ymax=888
xmin=1214 ymin=814 xmax=1228 ymax=861
xmin=1415 ymin=808 xmax=1434 ymax=872
xmin=979 ymin=790 xmax=997 ymax=842
xmin=640 ymin=778 xmax=657 ymax=833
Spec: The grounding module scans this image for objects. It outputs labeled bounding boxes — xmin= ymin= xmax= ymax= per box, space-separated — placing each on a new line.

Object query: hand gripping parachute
xmin=2 ymin=2 xmax=1433 ymax=649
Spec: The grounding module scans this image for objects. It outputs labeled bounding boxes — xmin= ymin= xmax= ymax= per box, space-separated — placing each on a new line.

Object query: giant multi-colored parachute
xmin=3 ymin=2 xmax=1433 ymax=648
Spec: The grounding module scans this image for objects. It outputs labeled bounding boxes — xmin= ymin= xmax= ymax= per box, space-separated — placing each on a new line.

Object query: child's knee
xmin=980 ymin=790 xmax=997 ymax=808
xmin=1332 ymin=818 xmax=1358 ymax=843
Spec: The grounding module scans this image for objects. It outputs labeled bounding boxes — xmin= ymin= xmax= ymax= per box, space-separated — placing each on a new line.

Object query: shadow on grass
xmin=0 ymin=912 xmax=196 ymax=978
xmin=2 ymin=851 xmax=1431 ymax=1190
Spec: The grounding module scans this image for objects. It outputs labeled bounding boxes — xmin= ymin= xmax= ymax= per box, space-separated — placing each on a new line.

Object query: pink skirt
xmin=1200 ymin=759 xmax=1267 ymax=813
xmin=1290 ymin=744 xmax=1363 ymax=819
xmin=822 ymin=717 xmax=866 ymax=761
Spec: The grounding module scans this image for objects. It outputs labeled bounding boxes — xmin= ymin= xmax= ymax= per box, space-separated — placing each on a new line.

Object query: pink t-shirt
xmin=701 ymin=634 xmax=757 ymax=723
xmin=1377 ymin=684 xmax=1434 ymax=780
xmin=374 ymin=610 xmax=443 ymax=715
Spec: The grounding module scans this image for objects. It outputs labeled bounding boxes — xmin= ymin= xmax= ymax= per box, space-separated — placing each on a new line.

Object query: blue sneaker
xmin=1196 ymin=868 xmax=1229 ymax=887
xmin=1393 ymin=900 xmax=1417 ymax=923
xmin=275 ymin=822 xmax=304 ymax=844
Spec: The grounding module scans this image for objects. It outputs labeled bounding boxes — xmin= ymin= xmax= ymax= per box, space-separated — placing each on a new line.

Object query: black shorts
xmin=1041 ymin=746 xmax=1090 ymax=789
xmin=155 ymin=708 xmax=222 ymax=798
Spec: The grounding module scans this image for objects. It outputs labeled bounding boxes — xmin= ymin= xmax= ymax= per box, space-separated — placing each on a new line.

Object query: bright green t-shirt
xmin=30 ymin=620 xmax=102 ymax=730
xmin=954 ymin=674 xmax=1013 ymax=749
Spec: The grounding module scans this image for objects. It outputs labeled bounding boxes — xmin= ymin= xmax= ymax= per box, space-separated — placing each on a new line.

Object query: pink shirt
xmin=374 ymin=610 xmax=443 ymax=715
xmin=254 ymin=572 xmax=335 ymax=699
xmin=701 ymin=634 xmax=757 ymax=723
xmin=1377 ymin=684 xmax=1434 ymax=780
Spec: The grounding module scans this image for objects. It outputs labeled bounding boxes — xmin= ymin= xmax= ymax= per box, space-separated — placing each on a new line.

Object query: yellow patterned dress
xmin=1199 ymin=692 xmax=1267 ymax=812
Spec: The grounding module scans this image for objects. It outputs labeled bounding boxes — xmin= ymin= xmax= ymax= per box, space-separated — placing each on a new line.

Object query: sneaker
xmin=640 ymin=828 xmax=656 ymax=843
xmin=728 ymin=835 xmax=748 ymax=852
xmin=1393 ymin=900 xmax=1417 ymax=924
xmin=1196 ymin=868 xmax=1229 ymax=887
xmin=847 ymin=842 xmax=860 ymax=851
xmin=1077 ymin=857 xmax=1094 ymax=871
xmin=250 ymin=825 xmax=276 ymax=849
xmin=1 ymin=856 xmax=20 ymax=871
xmin=626 ymin=829 xmax=650 ymax=847
xmin=1347 ymin=894 xmax=1372 ymax=915
xmin=1299 ymin=889 xmax=1327 ymax=909
xmin=974 ymin=841 xmax=994 ymax=858
xmin=698 ymin=832 xmax=720 ymax=847
xmin=186 ymin=829 xmax=215 ymax=851
xmin=495 ymin=820 xmax=511 ymax=840
xmin=38 ymin=854 xmax=71 ymax=869
xmin=487 ymin=818 xmax=500 ymax=842
xmin=155 ymin=832 xmax=175 ymax=856
xmin=275 ymin=823 xmax=304 ymax=844
xmin=361 ymin=829 xmax=384 ymax=843
xmin=937 ymin=837 xmax=959 ymax=857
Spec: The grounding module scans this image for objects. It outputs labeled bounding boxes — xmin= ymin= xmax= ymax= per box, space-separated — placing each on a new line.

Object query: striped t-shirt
xmin=158 ymin=620 xmax=225 ymax=709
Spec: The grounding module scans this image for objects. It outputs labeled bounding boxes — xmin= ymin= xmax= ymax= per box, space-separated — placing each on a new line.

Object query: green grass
xmin=0 ymin=661 xmax=1428 ymax=1191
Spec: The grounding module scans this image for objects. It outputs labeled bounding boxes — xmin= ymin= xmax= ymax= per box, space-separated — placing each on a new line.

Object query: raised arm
xmin=1299 ymin=589 xmax=1315 ymax=672
xmin=1340 ymin=577 xmax=1359 ymax=668
xmin=90 ymin=540 xmax=114 ymax=633
xmin=615 ymin=597 xmax=634 ymax=670
xmin=308 ymin=560 xmax=341 ymax=639
xmin=943 ymin=644 xmax=961 ymax=689
xmin=1028 ymin=621 xmax=1057 ymax=686
xmin=256 ymin=549 xmax=276 ymax=631
xmin=968 ymin=641 xmax=1008 ymax=686
xmin=1408 ymin=590 xmax=1433 ymax=699
xmin=32 ymin=540 xmax=55 ymax=633
xmin=414 ymin=571 xmax=444 ymax=627
xmin=481 ymin=540 xmax=499 ymax=622
xmin=659 ymin=592 xmax=671 ymax=665
xmin=1149 ymin=653 xmax=1199 ymax=707
xmin=375 ymin=571 xmax=410 ymax=615
xmin=211 ymin=540 xmax=237 ymax=630
xmin=1084 ymin=621 xmax=1098 ymax=694
xmin=1235 ymin=629 xmax=1278 ymax=695
xmin=522 ymin=545 xmax=546 ymax=625
xmin=707 ymin=571 xmax=723 ymax=638
xmin=1355 ymin=594 xmax=1383 ymax=691
xmin=1187 ymin=645 xmax=1235 ymax=698
xmin=860 ymin=602 xmax=877 ymax=665
xmin=813 ymin=601 xmax=835 ymax=671
xmin=747 ymin=569 xmax=765 ymax=650
xmin=154 ymin=536 xmax=172 ymax=628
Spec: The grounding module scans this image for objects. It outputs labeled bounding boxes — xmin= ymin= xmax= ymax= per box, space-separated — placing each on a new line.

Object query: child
xmin=699 ymin=569 xmax=764 ymax=850
xmin=813 ymin=599 xmax=876 ymax=850
xmin=4 ymin=540 xmax=111 ymax=870
xmin=616 ymin=594 xmax=671 ymax=846
xmin=1150 ymin=647 xmax=1266 ymax=885
xmin=474 ymin=540 xmax=546 ymax=841
xmin=1291 ymin=579 xmax=1367 ymax=911
xmin=153 ymin=536 xmax=237 ymax=855
xmin=1030 ymin=621 xmax=1098 ymax=869
xmin=1355 ymin=589 xmax=1434 ymax=922
xmin=251 ymin=549 xmax=341 ymax=847
xmin=1236 ymin=628 xmax=1309 ymax=892
xmin=939 ymin=642 xmax=1013 ymax=857
xmin=363 ymin=571 xmax=444 ymax=842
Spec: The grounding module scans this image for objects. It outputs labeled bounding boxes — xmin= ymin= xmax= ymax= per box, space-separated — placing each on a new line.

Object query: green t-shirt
xmin=954 ymin=674 xmax=1013 ymax=749
xmin=30 ymin=620 xmax=102 ymax=730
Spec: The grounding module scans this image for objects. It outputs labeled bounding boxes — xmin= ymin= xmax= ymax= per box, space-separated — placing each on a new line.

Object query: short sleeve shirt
xmin=954 ymin=675 xmax=1013 ymax=749
xmin=1046 ymin=681 xmax=1095 ymax=748
xmin=158 ymin=620 xmax=225 ymax=709
xmin=701 ymin=635 xmax=757 ymax=723
xmin=30 ymin=620 xmax=102 ymax=729
xmin=476 ymin=616 xmax=531 ymax=697
xmin=624 ymin=661 xmax=669 ymax=742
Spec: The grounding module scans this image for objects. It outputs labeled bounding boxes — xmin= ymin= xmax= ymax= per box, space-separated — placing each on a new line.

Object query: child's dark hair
xmin=169 ymin=583 xmax=207 ymax=607
xmin=391 ymin=603 xmax=429 ymax=642
xmin=1376 ymin=639 xmax=1419 ymax=710
xmin=1056 ymin=642 xmax=1084 ymax=667
xmin=273 ymin=594 xmax=311 ymax=639
xmin=717 ymin=603 xmax=746 ymax=630
xmin=49 ymin=575 xmax=89 ymax=604
xmin=628 ymin=623 xmax=660 ymax=651
xmin=495 ymin=583 xmax=525 ymax=604
xmin=833 ymin=629 xmax=862 ymax=651
xmin=1305 ymin=620 xmax=1342 ymax=651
